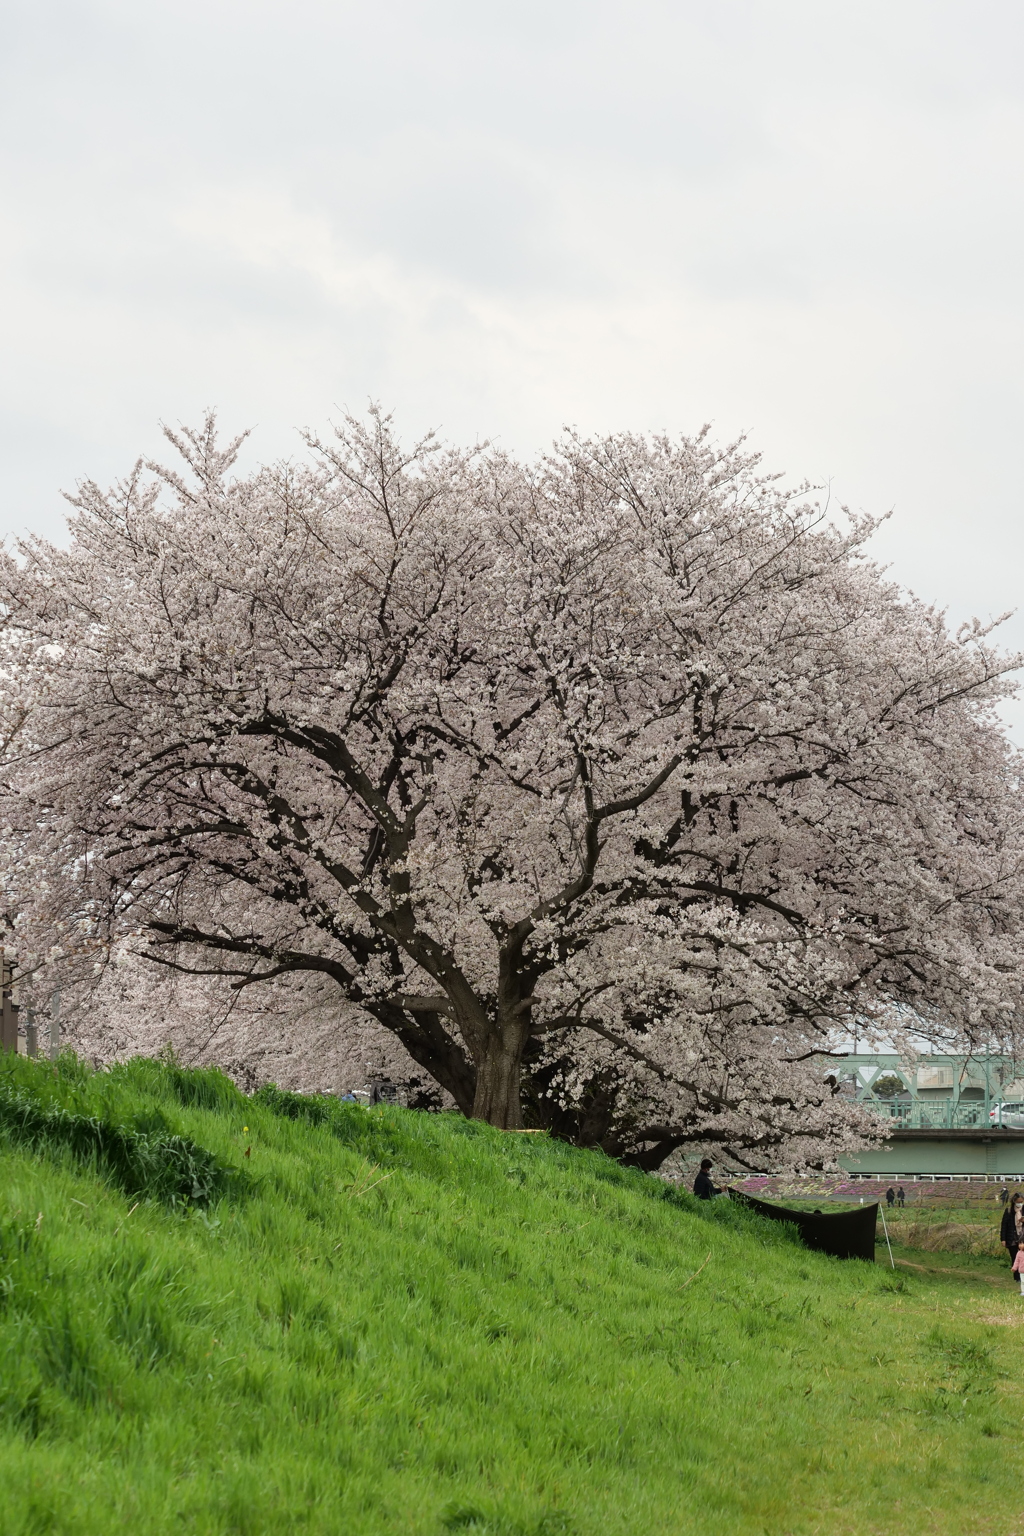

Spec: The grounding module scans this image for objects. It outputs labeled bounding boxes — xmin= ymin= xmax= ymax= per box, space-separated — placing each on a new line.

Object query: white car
xmin=990 ymin=1102 xmax=1024 ymax=1127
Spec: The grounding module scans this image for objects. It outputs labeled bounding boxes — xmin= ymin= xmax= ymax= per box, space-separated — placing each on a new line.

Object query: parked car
xmin=990 ymin=1103 xmax=1024 ymax=1127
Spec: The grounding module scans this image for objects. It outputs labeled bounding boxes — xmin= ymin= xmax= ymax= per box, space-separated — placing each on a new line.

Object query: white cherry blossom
xmin=2 ymin=409 xmax=1022 ymax=1169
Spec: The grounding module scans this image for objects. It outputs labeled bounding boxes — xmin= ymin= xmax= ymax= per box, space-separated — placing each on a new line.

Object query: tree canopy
xmin=2 ymin=411 xmax=1022 ymax=1168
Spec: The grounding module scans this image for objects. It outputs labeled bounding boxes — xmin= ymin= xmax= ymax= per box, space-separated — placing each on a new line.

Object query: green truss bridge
xmin=834 ymin=1052 xmax=1024 ymax=1179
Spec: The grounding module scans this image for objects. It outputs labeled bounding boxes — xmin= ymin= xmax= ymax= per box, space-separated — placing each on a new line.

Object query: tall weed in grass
xmin=0 ymin=1055 xmax=241 ymax=1206
xmin=0 ymin=1058 xmax=1021 ymax=1535
xmin=880 ymin=1199 xmax=1007 ymax=1258
xmin=895 ymin=1219 xmax=1005 ymax=1257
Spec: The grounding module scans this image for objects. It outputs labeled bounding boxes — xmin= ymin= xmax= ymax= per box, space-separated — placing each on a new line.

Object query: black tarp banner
xmin=728 ymin=1189 xmax=878 ymax=1261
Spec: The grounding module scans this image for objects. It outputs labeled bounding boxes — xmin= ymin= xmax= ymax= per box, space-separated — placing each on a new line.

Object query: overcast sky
xmin=2 ymin=1 xmax=1023 ymax=727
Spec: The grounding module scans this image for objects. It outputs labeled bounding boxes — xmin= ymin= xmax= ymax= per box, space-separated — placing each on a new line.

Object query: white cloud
xmin=2 ymin=0 xmax=1023 ymax=724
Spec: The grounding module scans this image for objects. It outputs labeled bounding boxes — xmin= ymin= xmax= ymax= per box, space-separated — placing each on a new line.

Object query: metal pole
xmin=878 ymin=1198 xmax=890 ymax=1271
xmin=985 ymin=1043 xmax=991 ymax=1124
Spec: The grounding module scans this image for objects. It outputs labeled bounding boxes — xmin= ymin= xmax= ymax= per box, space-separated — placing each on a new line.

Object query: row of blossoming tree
xmin=2 ymin=410 xmax=1023 ymax=1170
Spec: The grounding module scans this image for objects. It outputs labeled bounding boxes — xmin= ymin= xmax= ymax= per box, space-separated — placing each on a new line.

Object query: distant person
xmin=1000 ymin=1191 xmax=1024 ymax=1273
xmin=896 ymin=1186 xmax=906 ymax=1208
xmin=1001 ymin=1186 xmax=1010 ymax=1207
xmin=692 ymin=1158 xmax=720 ymax=1200
xmin=885 ymin=1187 xmax=896 ymax=1208
xmin=1013 ymin=1245 xmax=1024 ymax=1296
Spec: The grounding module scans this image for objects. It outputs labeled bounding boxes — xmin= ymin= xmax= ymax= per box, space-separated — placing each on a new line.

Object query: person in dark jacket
xmin=896 ymin=1186 xmax=906 ymax=1208
xmin=693 ymin=1159 xmax=720 ymax=1200
xmin=885 ymin=1187 xmax=896 ymax=1207
xmin=1000 ymin=1190 xmax=1024 ymax=1270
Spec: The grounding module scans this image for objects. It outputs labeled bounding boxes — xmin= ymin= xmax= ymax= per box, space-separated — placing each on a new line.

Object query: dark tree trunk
xmin=383 ymin=1006 xmax=477 ymax=1117
xmin=618 ymin=1136 xmax=690 ymax=1171
xmin=470 ymin=1026 xmax=527 ymax=1129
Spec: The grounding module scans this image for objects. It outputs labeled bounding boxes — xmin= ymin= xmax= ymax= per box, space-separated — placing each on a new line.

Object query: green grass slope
xmin=0 ymin=1056 xmax=1021 ymax=1536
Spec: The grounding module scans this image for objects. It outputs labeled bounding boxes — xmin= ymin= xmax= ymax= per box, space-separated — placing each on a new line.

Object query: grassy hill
xmin=0 ymin=1054 xmax=1020 ymax=1536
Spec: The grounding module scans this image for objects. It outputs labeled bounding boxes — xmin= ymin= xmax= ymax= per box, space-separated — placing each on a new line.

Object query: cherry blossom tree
xmin=2 ymin=410 xmax=1023 ymax=1168
xmin=56 ymin=951 xmax=431 ymax=1104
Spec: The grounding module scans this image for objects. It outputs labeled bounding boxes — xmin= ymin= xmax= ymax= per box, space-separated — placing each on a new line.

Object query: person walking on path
xmin=885 ymin=1187 xmax=896 ymax=1208
xmin=1000 ymin=1191 xmax=1024 ymax=1272
xmin=1012 ymin=1246 xmax=1024 ymax=1295
xmin=692 ymin=1159 xmax=721 ymax=1200
xmin=896 ymin=1186 xmax=906 ymax=1208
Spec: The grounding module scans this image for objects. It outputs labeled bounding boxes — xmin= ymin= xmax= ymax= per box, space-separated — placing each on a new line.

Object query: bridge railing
xmin=861 ymin=1100 xmax=1000 ymax=1130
